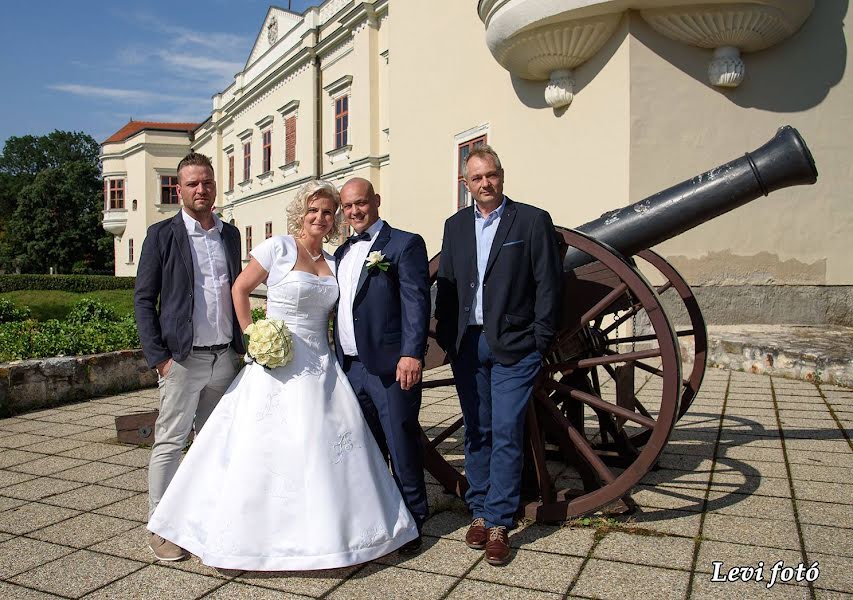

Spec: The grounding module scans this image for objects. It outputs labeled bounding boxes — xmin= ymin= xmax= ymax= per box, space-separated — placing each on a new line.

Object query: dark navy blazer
xmin=134 ymin=211 xmax=245 ymax=369
xmin=434 ymin=197 xmax=561 ymax=365
xmin=333 ymin=223 xmax=431 ymax=376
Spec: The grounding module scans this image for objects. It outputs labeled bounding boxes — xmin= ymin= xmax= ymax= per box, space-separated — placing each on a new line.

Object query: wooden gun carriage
xmin=420 ymin=126 xmax=818 ymax=522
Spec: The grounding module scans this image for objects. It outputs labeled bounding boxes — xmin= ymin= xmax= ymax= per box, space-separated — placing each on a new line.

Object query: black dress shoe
xmin=398 ymin=535 xmax=423 ymax=555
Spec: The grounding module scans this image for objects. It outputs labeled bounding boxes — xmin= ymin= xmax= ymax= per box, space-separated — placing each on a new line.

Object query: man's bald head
xmin=340 ymin=177 xmax=381 ymax=234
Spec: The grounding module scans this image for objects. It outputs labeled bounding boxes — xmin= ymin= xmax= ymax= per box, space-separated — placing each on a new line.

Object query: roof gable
xmin=102 ymin=121 xmax=199 ymax=145
xmin=245 ymin=6 xmax=303 ymax=69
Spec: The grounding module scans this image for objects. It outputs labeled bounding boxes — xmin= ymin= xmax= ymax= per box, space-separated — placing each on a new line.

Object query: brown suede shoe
xmin=484 ymin=526 xmax=510 ymax=566
xmin=465 ymin=517 xmax=488 ymax=549
xmin=148 ymin=533 xmax=188 ymax=561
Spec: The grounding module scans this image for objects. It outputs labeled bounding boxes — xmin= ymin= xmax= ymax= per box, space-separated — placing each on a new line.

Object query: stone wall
xmin=0 ymin=350 xmax=156 ymax=417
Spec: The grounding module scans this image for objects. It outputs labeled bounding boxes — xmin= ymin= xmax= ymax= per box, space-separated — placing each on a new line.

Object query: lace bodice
xmin=265 ymin=270 xmax=338 ymax=353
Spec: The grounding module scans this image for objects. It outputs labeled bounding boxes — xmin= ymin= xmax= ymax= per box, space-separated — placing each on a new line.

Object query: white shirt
xmin=337 ymin=218 xmax=384 ymax=356
xmin=181 ymin=209 xmax=234 ymax=346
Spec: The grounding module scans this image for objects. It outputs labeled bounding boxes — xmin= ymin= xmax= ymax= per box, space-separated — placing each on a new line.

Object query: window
xmin=262 ymin=129 xmax=272 ymax=173
xmin=245 ymin=226 xmax=253 ymax=256
xmin=228 ymin=154 xmax=235 ymax=191
xmin=265 ymin=221 xmax=272 ymax=239
xmin=243 ymin=142 xmax=251 ymax=182
xmin=128 ymin=238 xmax=134 ymax=263
xmin=160 ymin=175 xmax=179 ymax=204
xmin=457 ymin=135 xmax=487 ymax=210
xmin=108 ymin=179 xmax=125 ymax=210
xmin=285 ymin=116 xmax=296 ymax=164
xmin=103 ymin=181 xmax=108 ymax=211
xmin=335 ymin=95 xmax=348 ymax=148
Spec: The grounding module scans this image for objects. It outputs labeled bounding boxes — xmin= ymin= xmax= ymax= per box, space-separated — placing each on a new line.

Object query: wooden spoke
xmin=544 ymin=379 xmax=657 ymax=429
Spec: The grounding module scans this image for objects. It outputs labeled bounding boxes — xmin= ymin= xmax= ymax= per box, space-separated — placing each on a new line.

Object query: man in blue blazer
xmin=334 ymin=177 xmax=430 ymax=554
xmin=435 ymin=145 xmax=561 ymax=565
xmin=134 ymin=152 xmax=244 ymax=561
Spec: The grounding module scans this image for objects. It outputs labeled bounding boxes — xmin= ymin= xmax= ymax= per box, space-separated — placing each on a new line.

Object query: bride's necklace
xmin=298 ymin=237 xmax=323 ymax=261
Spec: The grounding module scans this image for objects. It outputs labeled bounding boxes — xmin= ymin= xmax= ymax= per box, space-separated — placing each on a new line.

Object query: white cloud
xmin=157 ymin=51 xmax=242 ymax=79
xmin=49 ymin=84 xmax=208 ymax=107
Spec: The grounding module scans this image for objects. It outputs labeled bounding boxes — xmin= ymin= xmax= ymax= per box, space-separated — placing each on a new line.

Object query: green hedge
xmin=0 ymin=317 xmax=140 ymax=362
xmin=0 ymin=274 xmax=136 ymax=293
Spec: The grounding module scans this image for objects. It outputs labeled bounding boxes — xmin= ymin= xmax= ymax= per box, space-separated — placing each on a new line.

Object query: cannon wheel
xmin=634 ymin=250 xmax=708 ymax=421
xmin=420 ymin=227 xmax=682 ymax=521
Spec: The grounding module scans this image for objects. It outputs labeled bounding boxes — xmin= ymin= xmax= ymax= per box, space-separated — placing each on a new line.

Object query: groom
xmin=334 ymin=177 xmax=430 ymax=553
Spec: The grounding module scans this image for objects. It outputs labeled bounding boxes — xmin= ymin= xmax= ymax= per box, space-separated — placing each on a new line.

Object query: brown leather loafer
xmin=484 ymin=526 xmax=510 ymax=566
xmin=465 ymin=517 xmax=488 ymax=549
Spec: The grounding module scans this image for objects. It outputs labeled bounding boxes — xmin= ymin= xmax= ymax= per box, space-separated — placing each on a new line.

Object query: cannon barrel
xmin=563 ymin=126 xmax=818 ymax=271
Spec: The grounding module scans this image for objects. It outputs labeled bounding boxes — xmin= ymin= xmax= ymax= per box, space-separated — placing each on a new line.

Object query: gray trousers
xmin=148 ymin=348 xmax=239 ymax=519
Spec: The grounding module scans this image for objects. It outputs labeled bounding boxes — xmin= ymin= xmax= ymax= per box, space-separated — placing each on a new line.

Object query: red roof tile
xmin=103 ymin=121 xmax=200 ymax=144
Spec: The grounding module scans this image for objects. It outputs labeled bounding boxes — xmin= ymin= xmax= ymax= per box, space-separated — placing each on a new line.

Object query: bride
xmin=147 ymin=180 xmax=419 ymax=570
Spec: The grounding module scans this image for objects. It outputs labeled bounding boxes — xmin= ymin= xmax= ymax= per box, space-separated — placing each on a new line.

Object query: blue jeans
xmin=451 ymin=327 xmax=541 ymax=528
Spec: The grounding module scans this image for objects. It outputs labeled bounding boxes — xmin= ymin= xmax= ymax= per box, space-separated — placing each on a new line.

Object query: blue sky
xmin=0 ymin=1 xmax=319 ymax=147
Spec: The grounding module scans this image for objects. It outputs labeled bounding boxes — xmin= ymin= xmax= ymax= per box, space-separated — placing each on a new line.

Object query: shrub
xmin=65 ymin=298 xmax=119 ymax=325
xmin=0 ymin=274 xmax=135 ymax=293
xmin=0 ymin=316 xmax=140 ymax=363
xmin=251 ymin=306 xmax=266 ymax=323
xmin=0 ymin=298 xmax=31 ymax=323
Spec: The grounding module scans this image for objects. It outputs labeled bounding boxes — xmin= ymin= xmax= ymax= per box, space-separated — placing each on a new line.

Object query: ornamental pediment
xmin=478 ymin=0 xmax=814 ymax=107
xmin=245 ymin=6 xmax=303 ymax=69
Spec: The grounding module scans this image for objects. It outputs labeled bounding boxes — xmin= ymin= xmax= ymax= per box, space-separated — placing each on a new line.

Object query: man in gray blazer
xmin=134 ymin=152 xmax=244 ymax=561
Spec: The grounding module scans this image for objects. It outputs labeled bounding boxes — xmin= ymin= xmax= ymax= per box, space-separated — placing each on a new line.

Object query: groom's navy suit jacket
xmin=333 ymin=223 xmax=431 ymax=375
xmin=134 ymin=211 xmax=245 ymax=370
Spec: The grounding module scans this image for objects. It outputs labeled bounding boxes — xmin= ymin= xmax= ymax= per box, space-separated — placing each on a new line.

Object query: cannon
xmin=420 ymin=126 xmax=818 ymax=522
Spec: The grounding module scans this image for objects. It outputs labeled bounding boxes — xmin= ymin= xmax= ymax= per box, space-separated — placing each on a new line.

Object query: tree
xmin=0 ymin=131 xmax=111 ymax=274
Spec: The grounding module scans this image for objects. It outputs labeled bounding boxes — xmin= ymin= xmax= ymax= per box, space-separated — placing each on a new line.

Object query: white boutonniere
xmin=365 ymin=251 xmax=390 ymax=272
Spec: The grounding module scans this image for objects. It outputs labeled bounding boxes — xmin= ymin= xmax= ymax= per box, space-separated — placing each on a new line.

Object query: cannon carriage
xmin=419 ymin=126 xmax=818 ymax=523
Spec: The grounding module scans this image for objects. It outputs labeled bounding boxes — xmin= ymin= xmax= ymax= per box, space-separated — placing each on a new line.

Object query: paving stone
xmin=713 ymin=459 xmax=789 ymax=480
xmin=695 ymin=540 xmax=804 ymax=576
xmin=447 ymin=579 xmax=562 ymax=599
xmin=701 ymin=513 xmax=800 ymax=550
xmin=571 ymin=558 xmax=689 ymax=600
xmin=7 ymin=456 xmax=90 ymax=477
xmin=624 ymin=509 xmax=702 ymax=538
xmin=508 ymin=523 xmax=595 ymax=556
xmin=0 ymin=470 xmax=38 ymax=491
xmin=795 ymin=500 xmax=853 ymax=529
xmin=29 ymin=512 xmax=138 ymax=548
xmin=717 ymin=446 xmax=784 ymax=463
xmin=93 ymin=492 xmax=148 ymax=522
xmin=50 ymin=460 xmax=135 ymax=484
xmin=0 ymin=476 xmax=86 ymax=501
xmin=0 ymin=450 xmax=48 ymax=470
xmin=784 ymin=439 xmax=853 ymax=455
xmin=0 ymin=536 xmax=76 ymax=579
xmin=0 ymin=420 xmax=55 ymax=434
xmin=708 ymin=474 xmax=791 ymax=499
xmin=30 ymin=423 xmax=96 ymax=438
xmin=808 ymin=551 xmax=853 ymax=594
xmin=791 ymin=480 xmax=852 ymax=504
xmin=62 ymin=427 xmax=117 ymax=443
xmin=203 ymin=582 xmax=306 ymax=599
xmin=15 ymin=438 xmax=89 ymax=455
xmin=88 ymin=523 xmax=155 ymax=562
xmin=0 ymin=502 xmax=80 ymax=535
xmin=0 ymin=582 xmax=66 ymax=599
xmin=788 ymin=463 xmax=853 ymax=484
xmin=376 ymin=537 xmax=479 ymax=576
xmin=64 ymin=414 xmax=120 ymax=428
xmin=709 ymin=492 xmax=796 ymax=521
xmin=236 ymin=563 xmax=361 ymax=597
xmin=640 ymin=467 xmax=711 ymax=488
xmin=100 ymin=467 xmax=149 ymax=492
xmin=0 ymin=496 xmax=26 ymax=513
xmin=84 ymin=563 xmax=222 ymax=600
xmin=0 ymin=434 xmax=52 ymax=449
xmin=422 ymin=510 xmax=472 ymax=542
xmin=631 ymin=486 xmax=707 ymax=512
xmin=39 ymin=484 xmax=137 ymax=512
xmin=102 ymin=448 xmax=152 ymax=468
xmin=9 ymin=549 xmax=143 ymax=597
xmin=467 ymin=548 xmax=582 ymax=593
xmin=56 ymin=442 xmax=132 ymax=461
xmin=593 ymin=531 xmax=695 ymax=570
xmin=691 ymin=577 xmax=810 ymax=598
xmin=326 ymin=564 xmax=456 ymax=600
xmin=801 ymin=524 xmax=853 ymax=558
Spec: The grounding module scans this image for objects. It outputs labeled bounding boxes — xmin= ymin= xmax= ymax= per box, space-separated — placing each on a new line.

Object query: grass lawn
xmin=0 ymin=289 xmax=135 ymax=321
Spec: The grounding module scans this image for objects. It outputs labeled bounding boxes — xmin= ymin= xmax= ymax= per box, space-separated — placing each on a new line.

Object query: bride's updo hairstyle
xmin=286 ymin=179 xmax=342 ymax=243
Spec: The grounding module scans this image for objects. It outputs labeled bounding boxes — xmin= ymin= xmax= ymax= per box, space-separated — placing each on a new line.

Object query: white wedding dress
xmin=148 ymin=235 xmax=418 ymax=571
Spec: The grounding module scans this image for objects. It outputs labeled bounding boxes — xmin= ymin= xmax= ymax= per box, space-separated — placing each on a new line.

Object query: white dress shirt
xmin=337 ymin=218 xmax=384 ymax=357
xmin=182 ymin=209 xmax=234 ymax=346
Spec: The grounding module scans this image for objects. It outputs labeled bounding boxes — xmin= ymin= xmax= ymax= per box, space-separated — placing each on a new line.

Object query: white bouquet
xmin=243 ymin=319 xmax=294 ymax=369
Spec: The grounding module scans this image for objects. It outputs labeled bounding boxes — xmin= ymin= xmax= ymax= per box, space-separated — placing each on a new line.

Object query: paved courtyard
xmin=0 ymin=367 xmax=850 ymax=599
